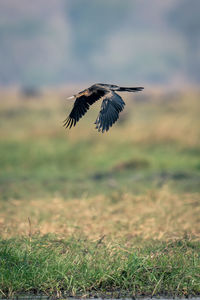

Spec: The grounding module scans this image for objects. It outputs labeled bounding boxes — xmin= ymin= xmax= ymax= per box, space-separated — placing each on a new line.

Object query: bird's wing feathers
xmin=64 ymin=88 xmax=107 ymax=128
xmin=64 ymin=84 xmax=143 ymax=131
xmin=94 ymin=92 xmax=125 ymax=133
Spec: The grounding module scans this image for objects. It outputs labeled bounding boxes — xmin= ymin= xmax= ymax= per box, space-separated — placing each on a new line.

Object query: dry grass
xmin=0 ymin=89 xmax=200 ymax=147
xmin=1 ymin=187 xmax=199 ymax=241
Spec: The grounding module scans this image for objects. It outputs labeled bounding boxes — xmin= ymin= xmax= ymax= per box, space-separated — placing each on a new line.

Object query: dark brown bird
xmin=64 ymin=83 xmax=144 ymax=133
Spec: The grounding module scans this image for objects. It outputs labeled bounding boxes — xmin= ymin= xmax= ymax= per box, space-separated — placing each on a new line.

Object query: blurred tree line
xmin=168 ymin=0 xmax=200 ymax=83
xmin=0 ymin=0 xmax=199 ymax=87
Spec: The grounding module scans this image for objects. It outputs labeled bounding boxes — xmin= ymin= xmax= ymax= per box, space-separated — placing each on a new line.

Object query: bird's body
xmin=64 ymin=83 xmax=144 ymax=132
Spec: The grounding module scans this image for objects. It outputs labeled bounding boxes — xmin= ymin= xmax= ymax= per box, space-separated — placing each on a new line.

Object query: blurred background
xmin=0 ymin=0 xmax=200 ymax=89
xmin=0 ymin=0 xmax=200 ymax=240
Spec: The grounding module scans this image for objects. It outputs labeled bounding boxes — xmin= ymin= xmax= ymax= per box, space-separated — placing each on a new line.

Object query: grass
xmin=0 ymin=236 xmax=200 ymax=298
xmin=0 ymin=88 xmax=200 ymax=297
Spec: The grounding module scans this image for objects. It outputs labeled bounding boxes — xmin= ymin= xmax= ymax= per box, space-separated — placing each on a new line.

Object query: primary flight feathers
xmin=64 ymin=83 xmax=144 ymax=133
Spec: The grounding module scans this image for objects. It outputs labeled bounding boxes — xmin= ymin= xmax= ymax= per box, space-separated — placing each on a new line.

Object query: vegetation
xmin=1 ymin=2 xmax=200 ymax=86
xmin=0 ymin=89 xmax=200 ymax=297
xmin=0 ymin=236 xmax=200 ymax=298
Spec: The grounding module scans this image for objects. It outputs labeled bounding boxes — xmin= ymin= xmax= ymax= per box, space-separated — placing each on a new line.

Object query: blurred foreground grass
xmin=0 ymin=88 xmax=200 ymax=296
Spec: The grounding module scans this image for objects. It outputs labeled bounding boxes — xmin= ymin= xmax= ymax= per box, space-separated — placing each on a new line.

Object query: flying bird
xmin=64 ymin=83 xmax=144 ymax=133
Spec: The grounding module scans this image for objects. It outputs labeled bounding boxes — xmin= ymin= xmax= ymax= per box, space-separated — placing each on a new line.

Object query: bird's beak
xmin=66 ymin=95 xmax=75 ymax=100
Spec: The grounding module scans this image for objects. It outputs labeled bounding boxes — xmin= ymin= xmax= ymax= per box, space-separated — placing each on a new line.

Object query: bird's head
xmin=66 ymin=95 xmax=75 ymax=100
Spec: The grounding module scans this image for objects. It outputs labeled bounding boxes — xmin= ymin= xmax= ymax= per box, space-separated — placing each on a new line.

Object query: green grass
xmin=0 ymin=90 xmax=200 ymax=297
xmin=0 ymin=235 xmax=200 ymax=298
xmin=1 ymin=139 xmax=200 ymax=200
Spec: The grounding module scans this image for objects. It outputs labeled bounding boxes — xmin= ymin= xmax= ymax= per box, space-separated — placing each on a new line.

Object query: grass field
xmin=0 ymin=88 xmax=200 ymax=298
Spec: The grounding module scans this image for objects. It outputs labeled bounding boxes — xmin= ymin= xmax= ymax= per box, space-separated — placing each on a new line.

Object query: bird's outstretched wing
xmin=64 ymin=88 xmax=107 ymax=128
xmin=94 ymin=92 xmax=125 ymax=133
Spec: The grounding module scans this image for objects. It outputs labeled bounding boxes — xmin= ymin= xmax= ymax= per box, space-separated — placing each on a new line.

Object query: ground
xmin=0 ymin=88 xmax=200 ymax=298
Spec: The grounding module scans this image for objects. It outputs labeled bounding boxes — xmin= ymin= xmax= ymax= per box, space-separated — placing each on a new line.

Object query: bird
xmin=64 ymin=83 xmax=144 ymax=133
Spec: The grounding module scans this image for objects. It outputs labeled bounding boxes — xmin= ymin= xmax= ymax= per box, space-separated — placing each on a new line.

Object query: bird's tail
xmin=116 ymin=87 xmax=144 ymax=92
